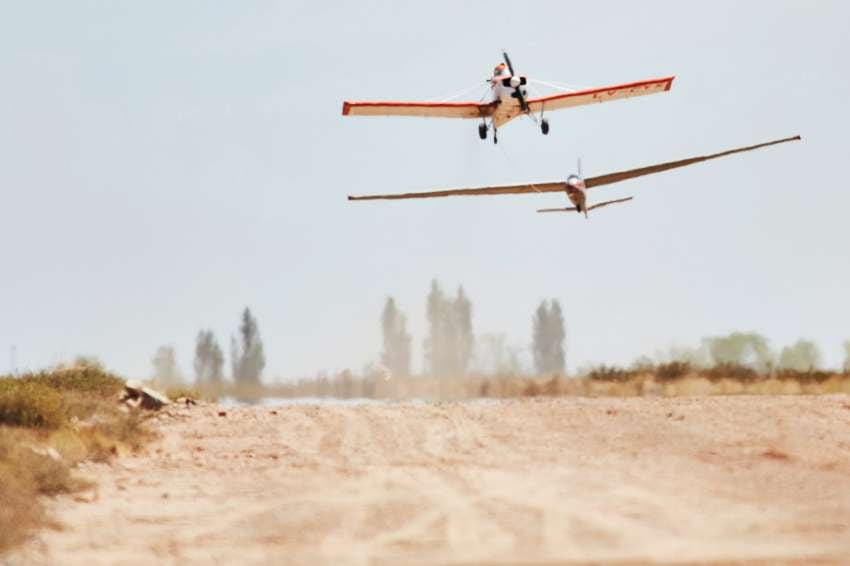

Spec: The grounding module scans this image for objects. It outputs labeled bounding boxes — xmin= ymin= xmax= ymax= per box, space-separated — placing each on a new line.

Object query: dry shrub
xmin=523 ymin=380 xmax=542 ymax=397
xmin=698 ymin=364 xmax=760 ymax=383
xmin=47 ymin=428 xmax=90 ymax=464
xmin=541 ymin=375 xmax=565 ymax=396
xmin=775 ymin=369 xmax=832 ymax=384
xmin=0 ymin=367 xmax=127 ymax=429
xmin=0 ymin=445 xmax=41 ymax=552
xmin=92 ymin=411 xmax=152 ymax=453
xmin=0 ymin=426 xmax=83 ymax=553
xmin=0 ymin=379 xmax=66 ymax=428
xmin=0 ymin=367 xmax=155 ymax=553
xmin=803 ymin=376 xmax=850 ymax=394
xmin=479 ymin=381 xmax=491 ymax=397
xmin=588 ymin=366 xmax=640 ymax=383
xmin=655 ymin=361 xmax=692 ymax=382
xmin=24 ymin=366 xmax=123 ymax=397
xmin=15 ymin=447 xmax=77 ymax=495
xmin=60 ymin=409 xmax=154 ymax=462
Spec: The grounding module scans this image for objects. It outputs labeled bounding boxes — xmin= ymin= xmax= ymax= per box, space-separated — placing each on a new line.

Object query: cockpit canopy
xmin=493 ymin=63 xmax=509 ymax=77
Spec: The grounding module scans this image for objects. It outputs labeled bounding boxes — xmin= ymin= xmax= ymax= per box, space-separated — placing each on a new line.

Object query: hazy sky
xmin=2 ymin=1 xmax=849 ymax=378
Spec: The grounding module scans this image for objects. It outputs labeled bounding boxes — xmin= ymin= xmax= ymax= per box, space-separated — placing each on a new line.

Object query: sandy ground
xmin=10 ymin=395 xmax=850 ymax=565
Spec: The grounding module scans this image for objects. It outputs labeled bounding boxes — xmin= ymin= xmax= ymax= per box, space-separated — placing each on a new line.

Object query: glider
xmin=348 ymin=136 xmax=801 ymax=218
xmin=342 ymin=52 xmax=674 ymax=144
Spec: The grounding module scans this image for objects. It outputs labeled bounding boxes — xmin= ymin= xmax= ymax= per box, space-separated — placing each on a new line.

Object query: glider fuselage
xmin=565 ymin=175 xmax=588 ymax=214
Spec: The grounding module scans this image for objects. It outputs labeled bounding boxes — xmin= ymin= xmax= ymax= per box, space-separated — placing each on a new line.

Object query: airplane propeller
xmin=502 ymin=51 xmax=528 ymax=112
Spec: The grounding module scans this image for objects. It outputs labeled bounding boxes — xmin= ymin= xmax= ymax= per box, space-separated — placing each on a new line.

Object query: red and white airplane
xmin=342 ymin=52 xmax=674 ymax=143
xmin=348 ymin=136 xmax=801 ymax=217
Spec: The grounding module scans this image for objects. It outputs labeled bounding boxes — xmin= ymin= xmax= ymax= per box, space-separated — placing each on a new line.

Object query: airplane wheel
xmin=541 ymin=119 xmax=549 ymax=135
xmin=478 ymin=123 xmax=487 ymax=140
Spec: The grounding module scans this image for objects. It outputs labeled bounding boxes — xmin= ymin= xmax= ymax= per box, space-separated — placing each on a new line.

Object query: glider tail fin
xmin=536 ymin=207 xmax=578 ymax=213
xmin=537 ymin=197 xmax=633 ymax=216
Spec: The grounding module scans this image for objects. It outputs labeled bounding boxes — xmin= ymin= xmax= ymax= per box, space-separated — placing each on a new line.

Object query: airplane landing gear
xmin=541 ymin=119 xmax=549 ymax=135
xmin=478 ymin=123 xmax=487 ymax=140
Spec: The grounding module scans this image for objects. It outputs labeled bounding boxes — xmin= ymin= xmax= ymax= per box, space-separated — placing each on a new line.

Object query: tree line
xmin=151 ymin=307 xmax=265 ymax=386
xmin=150 ymin=296 xmax=850 ymax=386
xmin=380 ymin=279 xmax=567 ymax=378
xmin=651 ymin=331 xmax=840 ymax=373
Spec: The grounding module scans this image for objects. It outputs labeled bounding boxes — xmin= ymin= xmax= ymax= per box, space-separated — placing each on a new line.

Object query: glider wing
xmin=348 ymin=182 xmax=566 ymax=201
xmin=584 ymin=136 xmax=801 ymax=190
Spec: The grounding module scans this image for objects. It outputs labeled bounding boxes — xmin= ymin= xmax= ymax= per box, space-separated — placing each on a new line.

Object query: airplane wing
xmin=348 ymin=181 xmax=566 ymax=201
xmin=526 ymin=77 xmax=674 ymax=114
xmin=342 ymin=100 xmax=497 ymax=119
xmin=584 ymin=136 xmax=801 ymax=190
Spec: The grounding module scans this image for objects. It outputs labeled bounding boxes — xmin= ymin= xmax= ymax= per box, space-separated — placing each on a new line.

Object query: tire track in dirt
xmin=12 ymin=396 xmax=850 ymax=565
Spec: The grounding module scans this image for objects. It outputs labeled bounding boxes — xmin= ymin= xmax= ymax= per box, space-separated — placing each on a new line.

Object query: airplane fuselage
xmin=490 ymin=72 xmax=528 ymax=104
xmin=485 ymin=66 xmax=532 ymax=131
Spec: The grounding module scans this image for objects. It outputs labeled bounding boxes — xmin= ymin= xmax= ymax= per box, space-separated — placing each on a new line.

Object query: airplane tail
xmin=536 ymin=196 xmax=633 ymax=215
xmin=586 ymin=196 xmax=634 ymax=212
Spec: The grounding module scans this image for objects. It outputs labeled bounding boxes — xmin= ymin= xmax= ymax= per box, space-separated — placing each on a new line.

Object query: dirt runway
xmin=14 ymin=396 xmax=850 ymax=565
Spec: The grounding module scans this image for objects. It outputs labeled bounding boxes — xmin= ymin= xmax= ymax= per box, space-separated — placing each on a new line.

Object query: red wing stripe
xmin=342 ymin=100 xmax=493 ymax=115
xmin=344 ymin=101 xmax=486 ymax=109
xmin=527 ymin=76 xmax=675 ymax=105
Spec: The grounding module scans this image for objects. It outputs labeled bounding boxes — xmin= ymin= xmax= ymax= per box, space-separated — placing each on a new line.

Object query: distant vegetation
xmin=649 ymin=332 xmax=829 ymax=374
xmin=845 ymin=341 xmax=850 ymax=373
xmin=151 ymin=345 xmax=182 ymax=386
xmin=381 ymin=297 xmax=412 ymax=378
xmin=230 ymin=307 xmax=266 ymax=386
xmin=531 ymin=299 xmax=566 ymax=374
xmin=201 ymin=319 xmax=849 ymax=400
xmin=147 ymin=306 xmax=265 ymax=389
xmin=215 ymin=362 xmax=850 ymax=402
xmin=424 ymin=280 xmax=474 ymax=376
xmin=194 ymin=329 xmax=224 ymax=384
xmin=148 ymin=287 xmax=849 ymax=399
